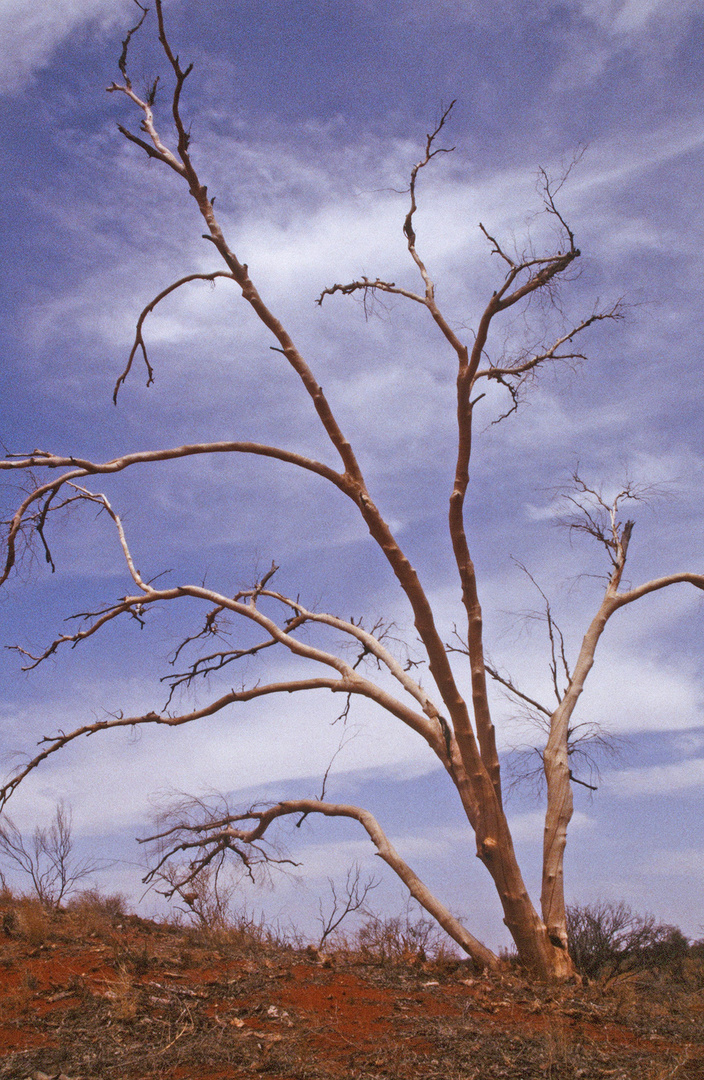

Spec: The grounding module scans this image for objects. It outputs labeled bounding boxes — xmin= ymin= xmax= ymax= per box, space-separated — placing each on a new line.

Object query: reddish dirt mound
xmin=1 ymin=900 xmax=702 ymax=1079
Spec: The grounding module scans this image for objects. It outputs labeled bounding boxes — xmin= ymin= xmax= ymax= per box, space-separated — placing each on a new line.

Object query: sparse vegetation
xmin=0 ymin=802 xmax=105 ymax=909
xmin=0 ymin=887 xmax=702 ymax=1078
xmin=354 ymin=903 xmax=456 ymax=965
xmin=316 ymin=864 xmax=380 ymax=950
xmin=566 ymin=900 xmax=690 ymax=981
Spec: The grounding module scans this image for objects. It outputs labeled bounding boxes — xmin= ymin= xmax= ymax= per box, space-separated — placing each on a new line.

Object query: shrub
xmin=355 ymin=904 xmax=455 ymax=964
xmin=15 ymin=898 xmax=50 ymax=946
xmin=66 ymin=888 xmax=127 ymax=920
xmin=566 ymin=900 xmax=689 ymax=980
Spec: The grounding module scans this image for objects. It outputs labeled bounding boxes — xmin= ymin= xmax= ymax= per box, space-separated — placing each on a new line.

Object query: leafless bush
xmin=566 ymin=900 xmax=689 ymax=980
xmin=316 ymin=864 xmax=380 ymax=949
xmin=155 ymin=857 xmax=241 ymax=931
xmin=0 ymin=802 xmax=105 ymax=908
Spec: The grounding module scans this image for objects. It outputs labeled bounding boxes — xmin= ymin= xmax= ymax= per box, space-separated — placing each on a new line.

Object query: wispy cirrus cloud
xmin=0 ymin=0 xmax=128 ymax=95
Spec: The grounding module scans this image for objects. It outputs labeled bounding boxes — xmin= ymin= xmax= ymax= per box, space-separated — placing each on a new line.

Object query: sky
xmin=0 ymin=0 xmax=702 ymax=950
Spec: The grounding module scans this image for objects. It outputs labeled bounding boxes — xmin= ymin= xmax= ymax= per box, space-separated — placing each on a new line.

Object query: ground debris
xmin=0 ymin=905 xmax=702 ymax=1080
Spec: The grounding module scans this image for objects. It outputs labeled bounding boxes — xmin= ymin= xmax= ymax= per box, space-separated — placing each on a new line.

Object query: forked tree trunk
xmin=469 ymin=779 xmax=577 ymax=980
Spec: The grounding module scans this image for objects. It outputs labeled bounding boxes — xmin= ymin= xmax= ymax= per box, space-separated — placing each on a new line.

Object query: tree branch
xmin=113 ymin=271 xmax=236 ymax=401
xmin=614 ymin=571 xmax=704 ymax=605
xmin=140 ymin=796 xmax=499 ymax=969
xmin=0 ymin=679 xmax=355 ymax=810
xmin=484 ymin=664 xmax=553 ymax=718
xmin=316 ymin=277 xmax=426 ymax=309
xmin=102 ymin=4 xmax=483 ymax=749
xmin=475 ymin=302 xmax=623 ymax=383
xmin=0 ymin=441 xmax=350 ymax=585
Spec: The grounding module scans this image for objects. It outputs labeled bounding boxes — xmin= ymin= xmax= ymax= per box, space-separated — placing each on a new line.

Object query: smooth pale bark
xmin=285 ymin=801 xmax=500 ymax=970
xmin=541 ymin=599 xmax=616 ymax=947
xmin=541 ymin=551 xmax=704 ymax=950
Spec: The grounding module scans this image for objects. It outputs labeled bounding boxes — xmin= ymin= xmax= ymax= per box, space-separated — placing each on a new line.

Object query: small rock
xmin=31 ymin=1073 xmax=75 ymax=1080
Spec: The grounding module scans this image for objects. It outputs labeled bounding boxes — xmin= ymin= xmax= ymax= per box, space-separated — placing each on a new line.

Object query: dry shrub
xmin=67 ymin=887 xmax=127 ymax=919
xmin=15 ymin=898 xmax=50 ymax=946
xmin=182 ymin=908 xmax=287 ymax=957
xmin=105 ymin=962 xmax=140 ymax=1021
xmin=112 ymin=939 xmax=152 ymax=975
xmin=65 ymin=888 xmax=128 ymax=939
xmin=0 ymin=886 xmax=18 ymax=938
xmin=566 ymin=901 xmax=689 ymax=981
xmin=354 ymin=905 xmax=455 ymax=964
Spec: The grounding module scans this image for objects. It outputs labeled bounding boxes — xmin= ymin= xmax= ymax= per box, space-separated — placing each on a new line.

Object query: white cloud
xmin=2 ymin=669 xmax=440 ymax=838
xmin=673 ymin=731 xmax=704 ymax=756
xmin=546 ymin=0 xmax=703 ymax=89
xmin=645 ymin=848 xmax=704 ymax=878
xmin=0 ymin=0 xmax=127 ymax=95
xmin=604 ymin=758 xmax=704 ymax=796
xmin=579 ymin=0 xmax=692 ymax=35
xmin=576 ymin=652 xmax=703 ymax=736
xmin=573 ymin=118 xmax=704 ymax=205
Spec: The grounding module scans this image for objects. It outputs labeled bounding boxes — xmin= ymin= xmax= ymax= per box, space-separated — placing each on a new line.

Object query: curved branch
xmin=108 ymin=6 xmax=365 ymax=486
xmin=142 ymin=797 xmax=499 ymax=969
xmin=7 ymin=561 xmax=449 ymax=791
xmin=0 ymin=441 xmax=346 ymax=488
xmin=250 ymin=589 xmax=447 ymax=730
xmin=475 ymin=303 xmax=623 ymax=382
xmin=7 ymin=477 xmax=447 ymax=760
xmin=170 ymin=583 xmax=445 ymax=753
xmin=0 ymin=477 xmax=79 ymax=587
xmin=316 ymin=277 xmax=426 ymax=308
xmin=615 ymin=571 xmax=704 ymax=606
xmin=0 ymin=679 xmax=351 ymax=810
xmin=0 ymin=441 xmax=349 ymax=585
xmin=113 ymin=271 xmax=236 ymax=401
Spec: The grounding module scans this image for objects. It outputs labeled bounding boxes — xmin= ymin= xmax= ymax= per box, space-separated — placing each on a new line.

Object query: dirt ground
xmin=0 ymin=897 xmax=702 ymax=1080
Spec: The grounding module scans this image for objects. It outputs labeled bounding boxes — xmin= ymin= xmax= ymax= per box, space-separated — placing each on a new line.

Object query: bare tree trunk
xmin=468 ymin=775 xmax=576 ymax=979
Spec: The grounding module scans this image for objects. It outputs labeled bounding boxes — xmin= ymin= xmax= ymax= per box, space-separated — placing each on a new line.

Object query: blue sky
xmin=0 ymin=0 xmax=703 ymax=948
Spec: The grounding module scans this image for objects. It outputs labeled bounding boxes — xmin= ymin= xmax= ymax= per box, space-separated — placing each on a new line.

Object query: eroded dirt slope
xmin=1 ymin=900 xmax=702 ymax=1079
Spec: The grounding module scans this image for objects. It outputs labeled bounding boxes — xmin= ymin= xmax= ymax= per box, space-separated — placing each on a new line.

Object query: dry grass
xmin=13 ymin=899 xmax=50 ymax=947
xmin=0 ymin=891 xmax=701 ymax=1080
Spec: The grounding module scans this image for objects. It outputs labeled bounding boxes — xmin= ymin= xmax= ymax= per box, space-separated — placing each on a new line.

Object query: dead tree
xmin=1 ymin=2 xmax=702 ymax=980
